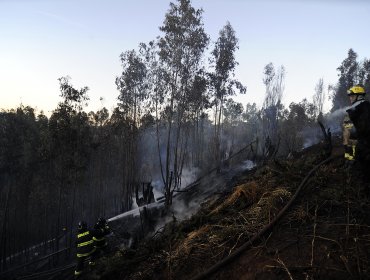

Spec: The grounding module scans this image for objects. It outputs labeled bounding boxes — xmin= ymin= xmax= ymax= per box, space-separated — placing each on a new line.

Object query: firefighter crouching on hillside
xmin=93 ymin=217 xmax=111 ymax=256
xmin=343 ymin=85 xmax=370 ymax=187
xmin=75 ymin=221 xmax=97 ymax=279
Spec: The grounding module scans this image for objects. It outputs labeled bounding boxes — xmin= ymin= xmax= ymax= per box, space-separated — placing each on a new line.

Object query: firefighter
xmin=75 ymin=221 xmax=96 ymax=279
xmin=343 ymin=85 xmax=370 ymax=183
xmin=343 ymin=114 xmax=356 ymax=161
xmin=93 ymin=217 xmax=111 ymax=256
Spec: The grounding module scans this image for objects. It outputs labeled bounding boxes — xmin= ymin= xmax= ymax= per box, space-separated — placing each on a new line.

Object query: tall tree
xmin=261 ymin=63 xmax=285 ymax=155
xmin=209 ymin=21 xmax=246 ymax=170
xmin=58 ymin=76 xmax=89 ymax=111
xmin=116 ymin=50 xmax=149 ymax=127
xmin=50 ymin=76 xmax=90 ymax=252
xmin=187 ymin=72 xmax=209 ymax=167
xmin=116 ymin=49 xmax=150 ymax=210
xmin=331 ymin=49 xmax=359 ymax=111
xmin=222 ymin=98 xmax=244 ymax=157
xmin=313 ymin=77 xmax=325 ymax=120
xmin=280 ymin=99 xmax=315 ymax=153
xmin=358 ymin=58 xmax=370 ymax=95
xmin=156 ymin=0 xmax=209 ymax=207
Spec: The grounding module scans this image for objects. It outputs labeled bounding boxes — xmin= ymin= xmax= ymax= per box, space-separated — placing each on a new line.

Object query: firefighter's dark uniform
xmin=343 ymin=86 xmax=370 ymax=188
xmin=93 ymin=220 xmax=111 ymax=255
xmin=346 ymin=100 xmax=370 ymax=163
xmin=75 ymin=227 xmax=96 ymax=278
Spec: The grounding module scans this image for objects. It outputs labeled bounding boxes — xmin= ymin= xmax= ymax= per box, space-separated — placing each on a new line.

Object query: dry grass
xmin=175 ymin=225 xmax=212 ymax=256
xmin=288 ymin=204 xmax=310 ymax=221
xmin=210 ymin=181 xmax=260 ymax=214
xmin=167 ymin=183 xmax=293 ymax=273
xmin=252 ymin=188 xmax=292 ymax=219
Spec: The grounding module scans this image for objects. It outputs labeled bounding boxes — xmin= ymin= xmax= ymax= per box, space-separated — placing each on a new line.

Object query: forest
xmin=1 ymin=0 xmax=370 ymax=273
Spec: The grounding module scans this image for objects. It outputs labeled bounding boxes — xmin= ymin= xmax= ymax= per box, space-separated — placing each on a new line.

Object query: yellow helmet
xmin=347 ymin=85 xmax=366 ymax=95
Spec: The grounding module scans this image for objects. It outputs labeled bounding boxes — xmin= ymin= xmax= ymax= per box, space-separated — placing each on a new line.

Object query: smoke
xmin=151 ymin=180 xmax=165 ymax=200
xmin=110 ymin=156 xmax=257 ymax=245
xmin=137 ymin=126 xmax=203 ymax=189
xmin=132 ymin=197 xmax=139 ymax=209
xmin=171 ymin=199 xmax=199 ymax=222
xmin=178 ymin=167 xmax=200 ymax=189
xmin=152 ymin=182 xmax=208 ymax=234
xmin=302 ymin=107 xmax=348 ymax=148
xmin=302 ymin=127 xmax=321 ymax=149
xmin=323 ymin=107 xmax=348 ymax=133
xmin=239 ymin=160 xmax=256 ymax=171
xmin=114 ymin=114 xmax=258 ymax=236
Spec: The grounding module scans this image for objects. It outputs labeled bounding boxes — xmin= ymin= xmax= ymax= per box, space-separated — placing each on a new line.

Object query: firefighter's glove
xmin=344 ymin=145 xmax=355 ymax=161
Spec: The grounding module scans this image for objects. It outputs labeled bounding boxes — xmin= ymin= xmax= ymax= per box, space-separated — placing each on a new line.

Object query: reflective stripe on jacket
xmin=343 ymin=114 xmax=357 ymax=161
xmin=76 ymin=230 xmax=96 ymax=257
xmin=93 ymin=225 xmax=110 ymax=249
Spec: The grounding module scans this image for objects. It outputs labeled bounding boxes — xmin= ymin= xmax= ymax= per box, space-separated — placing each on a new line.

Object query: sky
xmin=1 ymin=0 xmax=369 ymax=116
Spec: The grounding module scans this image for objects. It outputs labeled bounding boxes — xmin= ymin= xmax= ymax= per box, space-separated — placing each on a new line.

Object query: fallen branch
xmin=265 ymin=264 xmax=345 ymax=272
xmin=276 ymin=255 xmax=294 ymax=280
xmin=310 ymin=204 xmax=318 ymax=267
xmin=305 ymin=235 xmax=343 ymax=251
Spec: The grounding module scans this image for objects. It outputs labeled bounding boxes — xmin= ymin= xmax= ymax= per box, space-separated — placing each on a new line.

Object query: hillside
xmin=69 ymin=140 xmax=370 ymax=280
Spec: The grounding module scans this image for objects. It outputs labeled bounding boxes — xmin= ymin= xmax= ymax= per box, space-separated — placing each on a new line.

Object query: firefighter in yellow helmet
xmin=343 ymin=85 xmax=370 ymax=184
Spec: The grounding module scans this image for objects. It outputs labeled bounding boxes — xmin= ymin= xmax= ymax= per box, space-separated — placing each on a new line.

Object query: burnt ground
xmin=85 ymin=140 xmax=370 ymax=280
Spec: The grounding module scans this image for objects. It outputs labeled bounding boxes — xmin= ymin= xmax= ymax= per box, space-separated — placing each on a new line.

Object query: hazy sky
xmin=1 ymin=0 xmax=369 ymax=115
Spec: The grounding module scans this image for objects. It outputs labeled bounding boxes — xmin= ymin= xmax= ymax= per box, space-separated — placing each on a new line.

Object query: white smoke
xmin=178 ymin=167 xmax=200 ymax=189
xmin=240 ymin=160 xmax=256 ymax=170
xmin=151 ymin=180 xmax=165 ymax=200
xmin=302 ymin=128 xmax=321 ymax=149
xmin=302 ymin=106 xmax=349 ymax=149
xmin=152 ymin=190 xmax=204 ymax=234
xmin=132 ymin=197 xmax=139 ymax=209
xmin=324 ymin=107 xmax=349 ymax=133
xmin=303 ymin=135 xmax=319 ymax=148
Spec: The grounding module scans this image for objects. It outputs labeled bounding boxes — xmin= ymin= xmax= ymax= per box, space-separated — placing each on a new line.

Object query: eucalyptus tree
xmin=116 ymin=50 xmax=149 ymax=126
xmin=0 ymin=106 xmax=46 ymax=267
xmin=155 ymin=0 xmax=209 ymax=207
xmin=187 ymin=72 xmax=209 ymax=167
xmin=241 ymin=103 xmax=259 ymax=144
xmin=222 ymin=98 xmax=244 ymax=158
xmin=261 ymin=62 xmax=285 ymax=156
xmin=331 ymin=49 xmax=358 ymax=111
xmin=279 ymin=98 xmax=318 ymax=155
xmin=223 ymin=98 xmax=244 ymax=125
xmin=208 ymin=22 xmax=246 ymax=170
xmin=358 ymin=58 xmax=370 ymax=95
xmin=115 ymin=49 xmax=149 ymax=211
xmin=49 ymin=76 xmax=90 ymax=251
xmin=58 ymin=76 xmax=89 ymax=111
xmin=313 ymin=78 xmax=325 ymax=120
xmin=88 ymin=107 xmax=110 ymax=216
xmin=242 ymin=103 xmax=258 ymax=124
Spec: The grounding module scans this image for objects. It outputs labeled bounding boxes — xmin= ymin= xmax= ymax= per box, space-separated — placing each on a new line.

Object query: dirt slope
xmin=96 ymin=141 xmax=370 ymax=280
